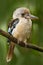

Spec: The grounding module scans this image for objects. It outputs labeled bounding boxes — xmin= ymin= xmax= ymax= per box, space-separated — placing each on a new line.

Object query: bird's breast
xmin=12 ymin=18 xmax=32 ymax=39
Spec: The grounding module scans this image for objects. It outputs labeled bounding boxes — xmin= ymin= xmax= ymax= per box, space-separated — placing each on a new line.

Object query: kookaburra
xmin=6 ymin=7 xmax=38 ymax=62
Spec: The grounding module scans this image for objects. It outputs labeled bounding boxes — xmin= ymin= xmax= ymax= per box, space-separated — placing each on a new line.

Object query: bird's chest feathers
xmin=14 ymin=18 xmax=32 ymax=35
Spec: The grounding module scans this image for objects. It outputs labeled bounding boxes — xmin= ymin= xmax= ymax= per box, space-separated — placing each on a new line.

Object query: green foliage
xmin=0 ymin=0 xmax=43 ymax=65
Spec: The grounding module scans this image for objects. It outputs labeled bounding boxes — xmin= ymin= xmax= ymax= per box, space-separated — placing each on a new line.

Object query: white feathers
xmin=6 ymin=57 xmax=12 ymax=62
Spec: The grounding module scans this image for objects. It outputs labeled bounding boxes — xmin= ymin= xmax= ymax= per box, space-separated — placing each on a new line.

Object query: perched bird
xmin=6 ymin=7 xmax=38 ymax=62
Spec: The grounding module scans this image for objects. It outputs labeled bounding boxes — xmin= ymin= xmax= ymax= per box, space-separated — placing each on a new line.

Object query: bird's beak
xmin=25 ymin=14 xmax=39 ymax=20
xmin=29 ymin=14 xmax=39 ymax=20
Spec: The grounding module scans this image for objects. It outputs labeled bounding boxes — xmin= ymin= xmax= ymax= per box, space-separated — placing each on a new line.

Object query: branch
xmin=0 ymin=29 xmax=43 ymax=52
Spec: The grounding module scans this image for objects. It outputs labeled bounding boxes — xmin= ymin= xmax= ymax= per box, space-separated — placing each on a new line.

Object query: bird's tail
xmin=6 ymin=42 xmax=15 ymax=62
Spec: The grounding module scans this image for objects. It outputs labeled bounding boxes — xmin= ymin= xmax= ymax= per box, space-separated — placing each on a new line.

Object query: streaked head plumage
xmin=13 ymin=7 xmax=38 ymax=20
xmin=13 ymin=7 xmax=30 ymax=19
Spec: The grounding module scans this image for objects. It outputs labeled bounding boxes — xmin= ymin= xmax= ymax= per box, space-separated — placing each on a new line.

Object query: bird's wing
xmin=6 ymin=18 xmax=19 ymax=62
xmin=7 ymin=18 xmax=19 ymax=42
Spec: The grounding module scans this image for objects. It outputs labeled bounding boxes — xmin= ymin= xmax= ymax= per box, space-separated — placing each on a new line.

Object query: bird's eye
xmin=22 ymin=13 xmax=25 ymax=17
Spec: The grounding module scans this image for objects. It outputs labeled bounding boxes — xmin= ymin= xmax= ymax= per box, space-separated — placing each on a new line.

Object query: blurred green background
xmin=0 ymin=0 xmax=43 ymax=65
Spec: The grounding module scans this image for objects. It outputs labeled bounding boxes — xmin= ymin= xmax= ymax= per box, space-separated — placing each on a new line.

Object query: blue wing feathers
xmin=7 ymin=18 xmax=19 ymax=43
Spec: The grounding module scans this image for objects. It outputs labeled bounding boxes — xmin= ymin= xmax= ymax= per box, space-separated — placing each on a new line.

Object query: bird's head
xmin=13 ymin=7 xmax=38 ymax=20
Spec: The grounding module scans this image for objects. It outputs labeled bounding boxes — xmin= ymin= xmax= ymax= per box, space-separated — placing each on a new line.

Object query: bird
xmin=6 ymin=7 xmax=38 ymax=62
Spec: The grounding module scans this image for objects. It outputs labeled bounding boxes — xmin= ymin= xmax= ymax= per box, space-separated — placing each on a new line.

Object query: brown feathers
xmin=6 ymin=42 xmax=15 ymax=62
